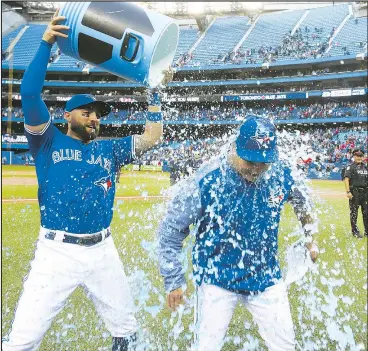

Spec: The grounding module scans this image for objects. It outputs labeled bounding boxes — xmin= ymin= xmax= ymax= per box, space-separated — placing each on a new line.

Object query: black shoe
xmin=353 ymin=232 xmax=363 ymax=238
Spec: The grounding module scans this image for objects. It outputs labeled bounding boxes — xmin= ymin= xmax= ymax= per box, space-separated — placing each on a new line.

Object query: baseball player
xmin=344 ymin=148 xmax=368 ymax=238
xmin=3 ymin=10 xmax=169 ymax=351
xmin=158 ymin=116 xmax=319 ymax=351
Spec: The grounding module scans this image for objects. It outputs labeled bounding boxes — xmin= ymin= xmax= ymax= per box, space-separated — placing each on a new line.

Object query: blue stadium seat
xmin=11 ymin=24 xmax=47 ymax=66
xmin=277 ymin=4 xmax=349 ymax=61
xmin=239 ymin=9 xmax=305 ymax=63
xmin=189 ymin=16 xmax=250 ymax=66
xmin=329 ymin=17 xmax=368 ymax=56
xmin=172 ymin=27 xmax=199 ymax=63
xmin=2 ymin=25 xmax=26 ymax=57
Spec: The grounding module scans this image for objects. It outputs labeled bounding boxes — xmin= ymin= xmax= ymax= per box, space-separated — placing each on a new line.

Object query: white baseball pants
xmin=193 ymin=282 xmax=296 ymax=351
xmin=3 ymin=230 xmax=138 ymax=351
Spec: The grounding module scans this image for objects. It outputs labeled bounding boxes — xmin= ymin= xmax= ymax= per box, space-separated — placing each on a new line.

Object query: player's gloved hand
xmin=305 ymin=241 xmax=319 ymax=263
xmin=167 ymin=287 xmax=184 ymax=311
xmin=42 ymin=9 xmax=69 ymax=45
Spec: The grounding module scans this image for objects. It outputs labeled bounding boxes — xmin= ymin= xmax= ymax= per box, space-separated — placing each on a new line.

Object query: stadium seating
xmin=277 ymin=4 xmax=349 ymax=61
xmin=10 ymin=24 xmax=47 ymax=66
xmin=0 ymin=4 xmax=364 ymax=69
xmin=190 ymin=16 xmax=250 ymax=66
xmin=2 ymin=25 xmax=26 ymax=54
xmin=51 ymin=54 xmax=82 ymax=69
xmin=238 ymin=10 xmax=305 ymax=63
xmin=4 ymin=102 xmax=366 ymax=123
xmin=329 ymin=17 xmax=368 ymax=56
xmin=172 ymin=27 xmax=199 ymax=63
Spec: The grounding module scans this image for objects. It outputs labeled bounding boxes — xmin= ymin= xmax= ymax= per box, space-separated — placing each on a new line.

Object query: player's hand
xmin=305 ymin=241 xmax=319 ymax=263
xmin=42 ymin=9 xmax=69 ymax=45
xmin=347 ymin=192 xmax=353 ymax=200
xmin=167 ymin=287 xmax=184 ymax=311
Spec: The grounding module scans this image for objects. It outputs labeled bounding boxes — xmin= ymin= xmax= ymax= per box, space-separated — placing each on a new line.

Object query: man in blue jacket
xmin=158 ymin=115 xmax=319 ymax=351
xmin=3 ymin=10 xmax=167 ymax=351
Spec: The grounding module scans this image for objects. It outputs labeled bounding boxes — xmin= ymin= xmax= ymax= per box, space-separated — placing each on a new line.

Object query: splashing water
xmin=2 ymin=127 xmax=366 ymax=350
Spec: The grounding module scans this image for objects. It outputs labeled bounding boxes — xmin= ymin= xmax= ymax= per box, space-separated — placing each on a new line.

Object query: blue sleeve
xmin=21 ymin=40 xmax=52 ymax=127
xmin=25 ymin=123 xmax=57 ymax=159
xmin=286 ymin=167 xmax=313 ymax=218
xmin=158 ymin=178 xmax=203 ymax=292
xmin=112 ymin=135 xmax=136 ymax=169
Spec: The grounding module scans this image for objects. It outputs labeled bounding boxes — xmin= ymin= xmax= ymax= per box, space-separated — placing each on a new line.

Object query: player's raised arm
xmin=21 ymin=9 xmax=68 ymax=133
xmin=134 ymin=69 xmax=173 ymax=156
xmin=157 ymin=178 xmax=202 ymax=310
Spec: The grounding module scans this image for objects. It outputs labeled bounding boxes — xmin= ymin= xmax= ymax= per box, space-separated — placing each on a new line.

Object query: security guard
xmin=344 ymin=148 xmax=368 ymax=238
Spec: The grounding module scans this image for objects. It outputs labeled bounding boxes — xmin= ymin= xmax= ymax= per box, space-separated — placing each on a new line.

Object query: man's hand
xmin=167 ymin=287 xmax=184 ymax=311
xmin=306 ymin=242 xmax=319 ymax=262
xmin=347 ymin=191 xmax=353 ymax=200
xmin=42 ymin=9 xmax=69 ymax=45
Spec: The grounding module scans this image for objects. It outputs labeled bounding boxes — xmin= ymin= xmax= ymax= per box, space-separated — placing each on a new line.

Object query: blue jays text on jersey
xmin=25 ymin=120 xmax=136 ymax=234
xmin=158 ymin=155 xmax=310 ymax=294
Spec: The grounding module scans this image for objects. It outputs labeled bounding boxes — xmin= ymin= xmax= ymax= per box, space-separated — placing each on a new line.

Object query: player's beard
xmin=237 ymin=167 xmax=265 ymax=182
xmin=70 ymin=122 xmax=100 ymax=142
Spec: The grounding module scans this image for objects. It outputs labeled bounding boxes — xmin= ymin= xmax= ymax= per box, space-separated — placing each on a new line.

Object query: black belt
xmin=45 ymin=229 xmax=111 ymax=246
xmin=354 ymin=187 xmax=367 ymax=191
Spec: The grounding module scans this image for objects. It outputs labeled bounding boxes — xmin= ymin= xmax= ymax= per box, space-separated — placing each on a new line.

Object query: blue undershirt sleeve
xmin=21 ymin=40 xmax=52 ymax=127
xmin=112 ymin=136 xmax=136 ymax=169
xmin=158 ymin=177 xmax=203 ymax=292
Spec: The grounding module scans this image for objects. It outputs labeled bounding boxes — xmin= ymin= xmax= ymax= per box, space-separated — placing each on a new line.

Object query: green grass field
xmin=2 ymin=166 xmax=367 ymax=350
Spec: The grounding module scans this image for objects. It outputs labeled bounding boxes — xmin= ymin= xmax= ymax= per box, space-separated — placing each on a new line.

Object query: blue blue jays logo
xmin=94 ymin=176 xmax=113 ymax=196
xmin=251 ymin=125 xmax=275 ymax=149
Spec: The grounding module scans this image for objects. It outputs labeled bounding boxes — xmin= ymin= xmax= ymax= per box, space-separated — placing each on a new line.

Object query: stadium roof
xmin=3 ymin=1 xmax=345 ymax=18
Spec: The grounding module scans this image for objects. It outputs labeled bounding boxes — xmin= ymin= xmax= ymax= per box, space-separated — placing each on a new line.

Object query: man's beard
xmin=237 ymin=167 xmax=261 ymax=181
xmin=70 ymin=122 xmax=99 ymax=142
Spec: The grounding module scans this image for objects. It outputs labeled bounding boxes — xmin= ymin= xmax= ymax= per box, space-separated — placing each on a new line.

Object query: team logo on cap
xmin=251 ymin=125 xmax=275 ymax=149
xmin=94 ymin=176 xmax=112 ymax=196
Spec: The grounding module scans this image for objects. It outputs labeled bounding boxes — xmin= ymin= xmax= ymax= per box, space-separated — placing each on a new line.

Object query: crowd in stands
xmin=302 ymin=126 xmax=368 ymax=164
xmin=2 ymin=126 xmax=367 ymax=175
xmin=206 ymin=25 xmax=341 ymax=65
xmin=136 ymin=137 xmax=226 ymax=170
xmin=173 ymin=52 xmax=193 ymax=68
xmin=267 ymin=101 xmax=367 ymax=120
xmin=131 ymin=126 xmax=367 ymax=176
xmin=2 ymin=101 xmax=367 ymax=123
xmin=2 ymin=107 xmax=24 ymax=119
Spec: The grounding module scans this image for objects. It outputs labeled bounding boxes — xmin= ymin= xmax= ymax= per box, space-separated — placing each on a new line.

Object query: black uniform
xmin=344 ymin=162 xmax=368 ymax=236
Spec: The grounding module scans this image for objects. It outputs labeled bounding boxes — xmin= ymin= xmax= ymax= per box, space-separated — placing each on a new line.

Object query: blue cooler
xmin=57 ymin=2 xmax=179 ymax=87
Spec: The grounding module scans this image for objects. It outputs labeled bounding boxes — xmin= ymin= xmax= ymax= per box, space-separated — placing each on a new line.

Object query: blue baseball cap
xmin=235 ymin=115 xmax=279 ymax=163
xmin=65 ymin=94 xmax=111 ymax=117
